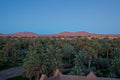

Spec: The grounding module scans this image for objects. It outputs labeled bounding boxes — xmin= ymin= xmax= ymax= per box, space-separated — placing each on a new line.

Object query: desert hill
xmin=0 ymin=31 xmax=120 ymax=38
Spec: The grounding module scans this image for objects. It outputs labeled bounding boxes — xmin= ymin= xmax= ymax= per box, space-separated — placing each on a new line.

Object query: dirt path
xmin=0 ymin=66 xmax=24 ymax=80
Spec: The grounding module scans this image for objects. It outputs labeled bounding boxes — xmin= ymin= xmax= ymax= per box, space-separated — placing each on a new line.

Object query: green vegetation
xmin=0 ymin=36 xmax=120 ymax=80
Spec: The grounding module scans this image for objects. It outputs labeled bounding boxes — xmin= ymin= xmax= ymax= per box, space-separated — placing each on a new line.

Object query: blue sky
xmin=0 ymin=0 xmax=120 ymax=34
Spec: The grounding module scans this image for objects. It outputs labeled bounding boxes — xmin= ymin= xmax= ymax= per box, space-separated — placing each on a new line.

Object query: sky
xmin=0 ymin=0 xmax=120 ymax=34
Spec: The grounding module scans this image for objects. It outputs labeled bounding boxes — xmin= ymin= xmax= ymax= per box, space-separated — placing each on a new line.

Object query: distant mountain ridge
xmin=0 ymin=31 xmax=120 ymax=38
xmin=0 ymin=32 xmax=38 ymax=37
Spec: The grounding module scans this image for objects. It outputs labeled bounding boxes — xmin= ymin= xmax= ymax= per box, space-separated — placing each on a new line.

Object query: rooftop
xmin=40 ymin=69 xmax=120 ymax=80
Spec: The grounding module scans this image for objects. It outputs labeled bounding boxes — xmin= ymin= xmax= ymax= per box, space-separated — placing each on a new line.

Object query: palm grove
xmin=0 ymin=36 xmax=120 ymax=80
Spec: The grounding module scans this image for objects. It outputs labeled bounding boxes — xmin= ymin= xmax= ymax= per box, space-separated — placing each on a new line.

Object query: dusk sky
xmin=0 ymin=0 xmax=120 ymax=34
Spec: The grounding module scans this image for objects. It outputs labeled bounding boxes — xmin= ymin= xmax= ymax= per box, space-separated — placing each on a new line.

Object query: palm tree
xmin=23 ymin=50 xmax=49 ymax=80
xmin=11 ymin=48 xmax=20 ymax=64
xmin=23 ymin=42 xmax=62 ymax=80
xmin=0 ymin=50 xmax=7 ymax=67
xmin=2 ymin=41 xmax=14 ymax=57
xmin=62 ymin=43 xmax=75 ymax=63
xmin=69 ymin=50 xmax=85 ymax=75
xmin=46 ymin=45 xmax=63 ymax=76
xmin=69 ymin=63 xmax=84 ymax=76
xmin=85 ymin=47 xmax=95 ymax=69
xmin=111 ymin=57 xmax=120 ymax=78
xmin=101 ymin=38 xmax=112 ymax=58
xmin=90 ymin=38 xmax=101 ymax=58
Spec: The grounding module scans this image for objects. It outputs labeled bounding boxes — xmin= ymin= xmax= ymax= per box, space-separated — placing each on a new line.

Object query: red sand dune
xmin=0 ymin=32 xmax=38 ymax=37
xmin=0 ymin=31 xmax=120 ymax=38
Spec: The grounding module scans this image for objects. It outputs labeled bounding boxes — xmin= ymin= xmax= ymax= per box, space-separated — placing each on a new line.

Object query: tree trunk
xmin=107 ymin=50 xmax=109 ymax=58
xmin=88 ymin=59 xmax=91 ymax=69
